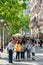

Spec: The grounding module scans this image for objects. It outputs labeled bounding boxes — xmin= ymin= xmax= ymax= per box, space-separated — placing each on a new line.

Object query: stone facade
xmin=30 ymin=0 xmax=43 ymax=40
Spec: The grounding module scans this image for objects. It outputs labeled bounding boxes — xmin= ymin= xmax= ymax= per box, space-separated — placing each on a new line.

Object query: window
xmin=40 ymin=0 xmax=42 ymax=4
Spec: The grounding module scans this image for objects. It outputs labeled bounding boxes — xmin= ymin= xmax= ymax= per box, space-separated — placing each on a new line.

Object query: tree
xmin=0 ymin=0 xmax=30 ymax=34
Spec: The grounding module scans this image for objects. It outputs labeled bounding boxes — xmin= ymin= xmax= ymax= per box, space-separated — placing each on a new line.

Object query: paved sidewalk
xmin=0 ymin=47 xmax=43 ymax=65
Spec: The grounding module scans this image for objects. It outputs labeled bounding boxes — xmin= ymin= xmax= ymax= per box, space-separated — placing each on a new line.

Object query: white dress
xmin=31 ymin=46 xmax=35 ymax=53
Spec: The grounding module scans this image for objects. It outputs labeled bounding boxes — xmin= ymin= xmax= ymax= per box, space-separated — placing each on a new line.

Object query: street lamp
xmin=4 ymin=23 xmax=7 ymax=26
xmin=0 ymin=19 xmax=4 ymax=23
xmin=0 ymin=18 xmax=5 ymax=51
xmin=6 ymin=26 xmax=9 ymax=31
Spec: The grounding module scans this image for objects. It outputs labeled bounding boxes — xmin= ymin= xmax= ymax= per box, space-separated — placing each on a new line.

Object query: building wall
xmin=30 ymin=0 xmax=43 ymax=39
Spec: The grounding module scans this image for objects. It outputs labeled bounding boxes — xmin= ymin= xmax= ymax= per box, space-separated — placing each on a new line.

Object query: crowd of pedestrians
xmin=7 ymin=37 xmax=36 ymax=63
xmin=0 ymin=37 xmax=43 ymax=63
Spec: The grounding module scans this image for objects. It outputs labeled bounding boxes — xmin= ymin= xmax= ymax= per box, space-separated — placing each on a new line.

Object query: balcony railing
xmin=30 ymin=0 xmax=38 ymax=11
xmin=38 ymin=21 xmax=43 ymax=26
xmin=36 ymin=6 xmax=41 ymax=14
xmin=30 ymin=0 xmax=42 ymax=12
xmin=30 ymin=12 xmax=36 ymax=21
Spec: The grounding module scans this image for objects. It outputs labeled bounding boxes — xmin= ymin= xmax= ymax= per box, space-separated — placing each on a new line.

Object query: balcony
xmin=29 ymin=22 xmax=33 ymax=28
xmin=36 ymin=6 xmax=41 ymax=14
xmin=30 ymin=0 xmax=42 ymax=12
xmin=30 ymin=12 xmax=36 ymax=21
xmin=36 ymin=11 xmax=42 ymax=22
xmin=41 ymin=16 xmax=43 ymax=20
xmin=30 ymin=0 xmax=38 ymax=11
xmin=40 ymin=0 xmax=43 ymax=4
xmin=38 ymin=19 xmax=43 ymax=26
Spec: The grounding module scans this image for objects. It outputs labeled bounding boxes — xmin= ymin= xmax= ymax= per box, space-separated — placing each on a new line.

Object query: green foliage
xmin=0 ymin=0 xmax=30 ymax=34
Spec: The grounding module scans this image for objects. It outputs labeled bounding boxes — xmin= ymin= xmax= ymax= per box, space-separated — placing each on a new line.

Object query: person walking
xmin=40 ymin=39 xmax=43 ymax=48
xmin=21 ymin=43 xmax=26 ymax=60
xmin=26 ymin=40 xmax=31 ymax=60
xmin=31 ymin=44 xmax=35 ymax=60
xmin=7 ymin=39 xmax=14 ymax=63
xmin=15 ymin=40 xmax=21 ymax=61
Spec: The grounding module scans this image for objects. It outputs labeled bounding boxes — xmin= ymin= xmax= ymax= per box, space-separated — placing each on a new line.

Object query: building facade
xmin=29 ymin=0 xmax=43 ymax=40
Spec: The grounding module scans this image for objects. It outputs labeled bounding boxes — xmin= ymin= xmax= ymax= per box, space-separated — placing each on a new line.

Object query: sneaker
xmin=32 ymin=58 xmax=35 ymax=60
xmin=0 ymin=57 xmax=1 ymax=58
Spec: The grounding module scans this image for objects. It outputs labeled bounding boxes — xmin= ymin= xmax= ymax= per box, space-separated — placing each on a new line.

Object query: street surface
xmin=0 ymin=46 xmax=43 ymax=65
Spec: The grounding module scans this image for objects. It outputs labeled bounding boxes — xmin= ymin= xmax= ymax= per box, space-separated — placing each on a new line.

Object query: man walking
xmin=7 ymin=39 xmax=14 ymax=63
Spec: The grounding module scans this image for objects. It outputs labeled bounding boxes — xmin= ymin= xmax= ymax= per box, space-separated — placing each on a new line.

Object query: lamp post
xmin=0 ymin=18 xmax=4 ymax=51
xmin=3 ymin=26 xmax=5 ymax=50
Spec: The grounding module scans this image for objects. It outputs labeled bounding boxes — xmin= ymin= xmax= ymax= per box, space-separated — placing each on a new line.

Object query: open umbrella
xmin=12 ymin=33 xmax=23 ymax=38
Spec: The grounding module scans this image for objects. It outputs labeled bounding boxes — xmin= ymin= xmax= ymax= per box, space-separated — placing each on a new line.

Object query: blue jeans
xmin=27 ymin=49 xmax=30 ymax=58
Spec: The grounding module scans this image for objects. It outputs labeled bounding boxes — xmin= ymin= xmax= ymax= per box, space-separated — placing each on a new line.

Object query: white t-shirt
xmin=8 ymin=42 xmax=13 ymax=50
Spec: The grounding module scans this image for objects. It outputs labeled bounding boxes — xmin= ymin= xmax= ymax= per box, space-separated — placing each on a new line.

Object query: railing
xmin=30 ymin=0 xmax=38 ymax=11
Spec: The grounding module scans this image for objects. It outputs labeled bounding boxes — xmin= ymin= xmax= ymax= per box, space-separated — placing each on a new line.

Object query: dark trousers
xmin=32 ymin=52 xmax=35 ymax=60
xmin=32 ymin=53 xmax=35 ymax=56
xmin=21 ymin=52 xmax=25 ymax=59
xmin=16 ymin=52 xmax=20 ymax=60
xmin=8 ymin=50 xmax=13 ymax=63
xmin=40 ymin=44 xmax=42 ymax=47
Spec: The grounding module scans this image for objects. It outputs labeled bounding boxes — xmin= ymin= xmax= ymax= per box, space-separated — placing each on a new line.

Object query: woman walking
xmin=21 ymin=43 xmax=26 ymax=60
xmin=15 ymin=40 xmax=21 ymax=61
xmin=31 ymin=44 xmax=35 ymax=60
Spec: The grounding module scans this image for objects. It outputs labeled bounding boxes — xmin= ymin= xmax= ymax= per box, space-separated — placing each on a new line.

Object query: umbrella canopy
xmin=12 ymin=33 xmax=23 ymax=38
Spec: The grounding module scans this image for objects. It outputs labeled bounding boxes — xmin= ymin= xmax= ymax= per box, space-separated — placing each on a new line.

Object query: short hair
xmin=9 ymin=38 xmax=13 ymax=42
